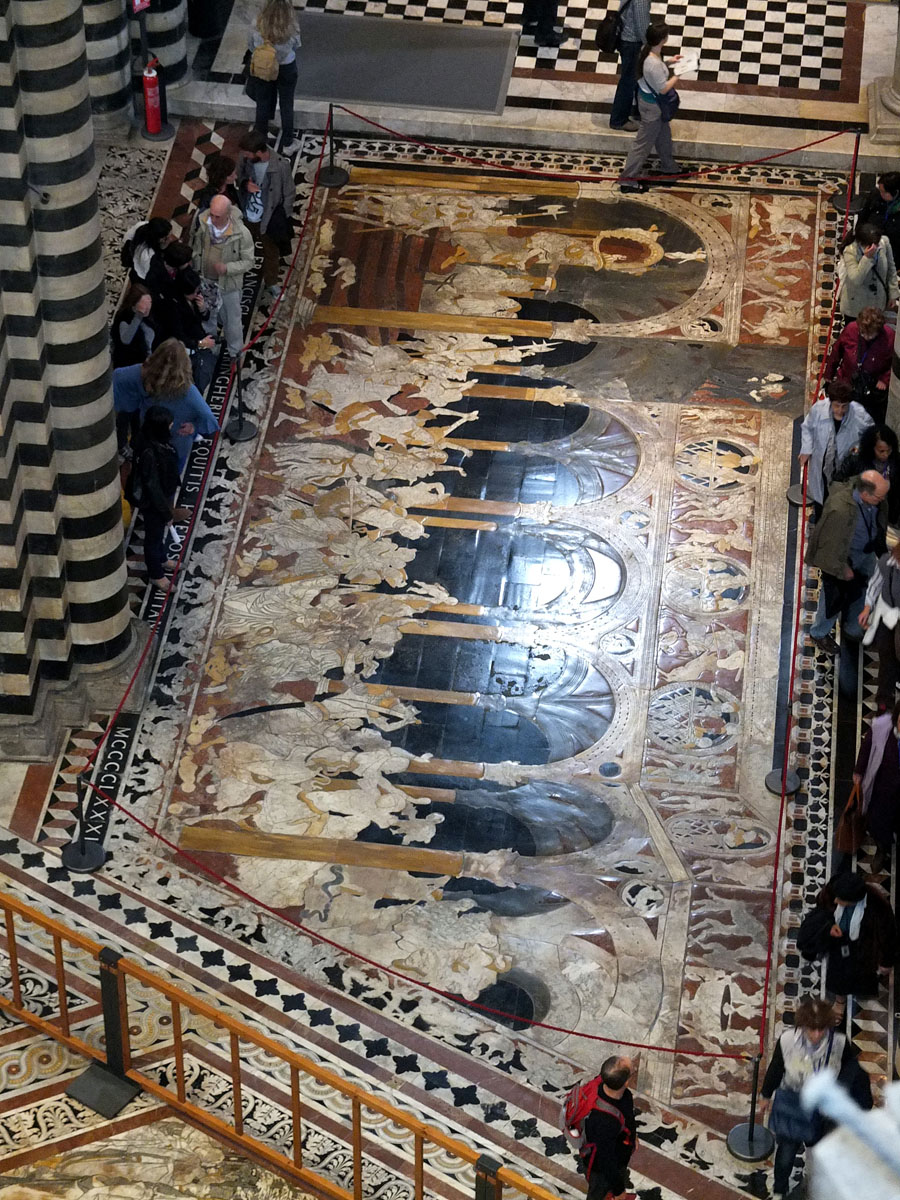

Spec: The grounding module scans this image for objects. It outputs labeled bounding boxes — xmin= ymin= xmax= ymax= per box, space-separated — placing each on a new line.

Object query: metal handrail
xmin=0 ymin=884 xmax=565 ymax=1200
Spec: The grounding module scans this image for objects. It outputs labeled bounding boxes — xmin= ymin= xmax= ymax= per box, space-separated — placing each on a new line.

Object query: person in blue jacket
xmin=113 ymin=338 xmax=219 ymax=473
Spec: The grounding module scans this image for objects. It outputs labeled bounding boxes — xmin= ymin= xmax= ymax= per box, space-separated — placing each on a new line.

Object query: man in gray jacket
xmin=610 ymin=0 xmax=650 ymax=131
xmin=237 ymin=129 xmax=296 ymax=298
xmin=190 ymin=195 xmax=255 ymax=360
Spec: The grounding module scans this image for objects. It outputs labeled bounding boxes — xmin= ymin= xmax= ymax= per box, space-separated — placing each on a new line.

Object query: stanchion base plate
xmin=830 ymin=190 xmax=864 ymax=216
xmin=319 ymin=165 xmax=349 ymax=188
xmin=140 ymin=121 xmax=176 ymax=142
xmin=786 ymin=484 xmax=806 ymax=507
xmin=765 ymin=768 xmax=801 ymax=796
xmin=225 ymin=417 xmax=258 ymax=443
xmin=66 ymin=1062 xmax=141 ymax=1119
xmin=61 ymin=839 xmax=107 ymax=874
xmin=726 ymin=1121 xmax=775 ymax=1162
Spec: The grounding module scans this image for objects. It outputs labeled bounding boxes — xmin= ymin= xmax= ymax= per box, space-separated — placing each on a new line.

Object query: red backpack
xmin=561 ymin=1076 xmax=630 ymax=1177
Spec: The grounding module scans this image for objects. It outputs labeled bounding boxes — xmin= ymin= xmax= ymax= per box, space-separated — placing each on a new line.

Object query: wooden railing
xmin=0 ymin=886 xmax=565 ymax=1200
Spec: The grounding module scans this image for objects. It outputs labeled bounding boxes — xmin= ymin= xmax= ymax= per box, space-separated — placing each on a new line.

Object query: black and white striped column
xmin=131 ymin=0 xmax=188 ymax=89
xmin=0 ymin=0 xmax=133 ymax=725
xmin=84 ymin=0 xmax=132 ymax=130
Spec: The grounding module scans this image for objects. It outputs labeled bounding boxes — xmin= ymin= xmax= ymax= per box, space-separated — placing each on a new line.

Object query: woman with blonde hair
xmin=249 ymin=0 xmax=301 ymax=155
xmin=113 ymin=338 xmax=219 ymax=471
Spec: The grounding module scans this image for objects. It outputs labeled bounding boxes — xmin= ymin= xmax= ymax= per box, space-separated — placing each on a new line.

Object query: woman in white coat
xmin=841 ymin=223 xmax=899 ymax=321
xmin=799 ymin=379 xmax=873 ymax=519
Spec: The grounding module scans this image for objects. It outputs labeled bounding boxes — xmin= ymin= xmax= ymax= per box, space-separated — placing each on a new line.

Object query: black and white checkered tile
xmin=298 ymin=0 xmax=849 ymax=90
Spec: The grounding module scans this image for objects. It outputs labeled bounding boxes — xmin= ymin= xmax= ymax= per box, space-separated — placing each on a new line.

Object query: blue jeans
xmin=254 ymin=60 xmax=298 ymax=143
xmin=610 ymin=40 xmax=641 ymax=127
xmin=142 ymin=509 xmax=168 ymax=581
xmin=810 ymin=560 xmax=873 ymax=640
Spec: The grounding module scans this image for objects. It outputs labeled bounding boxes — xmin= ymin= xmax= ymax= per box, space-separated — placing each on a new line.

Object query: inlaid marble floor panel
xmin=0 ymin=127 xmax=856 ymax=1198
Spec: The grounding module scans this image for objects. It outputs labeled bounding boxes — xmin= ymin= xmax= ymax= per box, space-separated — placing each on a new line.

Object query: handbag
xmin=770 ymin=1085 xmax=824 ymax=1145
xmin=596 ymin=0 xmax=634 ymax=55
xmin=644 ymin=81 xmax=680 ymax=122
xmin=834 ymin=780 xmax=867 ymax=855
xmin=769 ymin=1030 xmax=835 ymax=1145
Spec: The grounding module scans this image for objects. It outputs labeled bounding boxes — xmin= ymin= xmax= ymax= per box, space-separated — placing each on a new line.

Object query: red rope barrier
xmin=79 ymin=772 xmax=748 ymax=1060
xmin=334 ymin=103 xmax=848 ymax=186
xmin=756 ymin=131 xmax=861 ymax=1055
xmin=65 ymin=116 xmax=861 ymax=1066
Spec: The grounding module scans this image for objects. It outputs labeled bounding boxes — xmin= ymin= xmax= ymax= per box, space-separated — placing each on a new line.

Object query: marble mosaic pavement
xmin=0 ymin=126 xmax=863 ymax=1198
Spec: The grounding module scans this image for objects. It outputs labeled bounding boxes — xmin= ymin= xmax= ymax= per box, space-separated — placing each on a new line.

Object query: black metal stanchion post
xmin=66 ymin=948 xmax=142 ymax=1117
xmin=225 ymin=356 xmax=258 ymax=442
xmin=727 ymin=1054 xmax=775 ymax=1161
xmin=61 ymin=775 xmax=107 ymax=874
xmin=474 ymin=1154 xmax=502 ymax=1200
xmin=319 ymin=104 xmax=350 ymax=189
xmin=828 ymin=129 xmax=865 ymax=218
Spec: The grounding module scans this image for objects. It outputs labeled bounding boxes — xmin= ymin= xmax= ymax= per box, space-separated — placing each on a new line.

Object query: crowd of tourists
xmin=112 ymin=0 xmax=298 ymax=588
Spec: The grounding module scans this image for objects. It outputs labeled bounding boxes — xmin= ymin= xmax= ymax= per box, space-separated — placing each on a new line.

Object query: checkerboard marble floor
xmin=295 ymin=0 xmax=850 ymax=90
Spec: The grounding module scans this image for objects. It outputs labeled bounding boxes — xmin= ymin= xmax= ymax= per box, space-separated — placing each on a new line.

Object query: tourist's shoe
xmin=810 ymin=633 xmax=839 ymax=655
xmin=619 ymin=182 xmax=648 ymax=194
xmin=280 ymin=138 xmax=301 ymax=155
xmin=610 ymin=119 xmax=640 ymax=132
xmin=535 ymin=28 xmax=574 ymax=46
xmin=268 ymin=283 xmax=281 ymax=298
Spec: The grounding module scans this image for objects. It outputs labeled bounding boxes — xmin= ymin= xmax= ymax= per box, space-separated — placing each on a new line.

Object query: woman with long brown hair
xmin=249 ymin=0 xmax=301 ymax=154
xmin=113 ymin=338 xmax=219 ymax=472
xmin=111 ymin=282 xmax=157 ymax=368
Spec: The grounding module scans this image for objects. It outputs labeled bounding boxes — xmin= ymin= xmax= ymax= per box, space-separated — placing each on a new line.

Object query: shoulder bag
xmin=596 ymin=0 xmax=634 ymax=55
xmin=644 ymin=79 xmax=680 ymax=122
xmin=834 ymin=780 xmax=866 ymax=855
xmin=769 ymin=1032 xmax=835 ymax=1146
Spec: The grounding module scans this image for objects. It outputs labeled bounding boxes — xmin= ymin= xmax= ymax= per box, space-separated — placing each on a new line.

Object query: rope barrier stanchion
xmin=319 ymin=103 xmax=349 ymax=189
xmin=224 ymin=356 xmax=257 ymax=443
xmin=61 ymin=775 xmax=106 ymax=874
xmin=727 ymin=1053 xmax=774 ymax=1161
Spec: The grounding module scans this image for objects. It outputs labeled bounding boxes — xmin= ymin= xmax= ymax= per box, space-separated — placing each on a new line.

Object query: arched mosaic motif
xmin=375 ymin=636 xmax=615 ymax=765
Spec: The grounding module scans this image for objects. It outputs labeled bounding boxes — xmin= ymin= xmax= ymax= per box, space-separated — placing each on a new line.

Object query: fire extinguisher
xmin=143 ymin=57 xmax=161 ymax=136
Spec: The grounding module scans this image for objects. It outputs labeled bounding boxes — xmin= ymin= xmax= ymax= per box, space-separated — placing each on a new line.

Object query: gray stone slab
xmin=295 ymin=14 xmax=518 ymax=114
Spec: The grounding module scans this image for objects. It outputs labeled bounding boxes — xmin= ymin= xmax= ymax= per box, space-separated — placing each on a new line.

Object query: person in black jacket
xmin=582 ymin=1057 xmax=637 ymax=1200
xmin=835 ymin=423 xmax=900 ymax=527
xmin=796 ymin=870 xmax=897 ymax=1007
xmin=111 ymin=283 xmax=157 ymax=368
xmin=856 ymin=172 xmax=900 ymax=263
xmin=128 ymin=406 xmax=191 ymax=588
xmin=155 ymin=242 xmax=218 ymax=392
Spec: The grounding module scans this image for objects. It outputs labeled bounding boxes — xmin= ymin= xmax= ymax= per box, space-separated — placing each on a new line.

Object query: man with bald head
xmin=191 ymin=193 xmax=255 ymax=360
xmin=806 ymin=468 xmax=890 ymax=654
xmin=581 ymin=1055 xmax=637 ymax=1200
